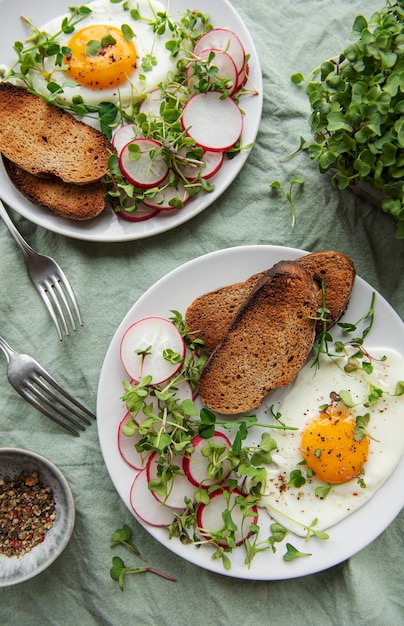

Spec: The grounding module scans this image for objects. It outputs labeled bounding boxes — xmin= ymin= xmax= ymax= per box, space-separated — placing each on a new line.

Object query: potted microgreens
xmin=292 ymin=0 xmax=404 ymax=238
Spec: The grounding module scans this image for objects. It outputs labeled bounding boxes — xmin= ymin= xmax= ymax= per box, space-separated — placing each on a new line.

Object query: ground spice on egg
xmin=0 ymin=470 xmax=56 ymax=558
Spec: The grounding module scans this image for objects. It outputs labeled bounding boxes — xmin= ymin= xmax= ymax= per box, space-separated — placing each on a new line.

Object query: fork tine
xmin=36 ymin=283 xmax=65 ymax=341
xmin=16 ymin=385 xmax=81 ymax=436
xmin=41 ymin=279 xmax=70 ymax=337
xmin=25 ymin=380 xmax=89 ymax=429
xmin=32 ymin=375 xmax=93 ymax=425
xmin=37 ymin=366 xmax=96 ymax=420
xmin=55 ymin=267 xmax=83 ymax=327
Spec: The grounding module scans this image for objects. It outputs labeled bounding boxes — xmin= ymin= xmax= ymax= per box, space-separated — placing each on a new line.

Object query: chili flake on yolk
xmin=65 ymin=25 xmax=137 ymax=89
xmin=300 ymin=402 xmax=369 ymax=484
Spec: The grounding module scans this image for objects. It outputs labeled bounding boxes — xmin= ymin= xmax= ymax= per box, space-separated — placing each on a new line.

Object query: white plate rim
xmin=0 ymin=0 xmax=263 ymax=242
xmin=96 ymin=244 xmax=404 ymax=580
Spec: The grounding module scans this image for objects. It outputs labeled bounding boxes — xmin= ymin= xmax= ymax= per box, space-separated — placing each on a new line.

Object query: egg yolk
xmin=300 ymin=403 xmax=369 ymax=484
xmin=65 ymin=25 xmax=137 ymax=89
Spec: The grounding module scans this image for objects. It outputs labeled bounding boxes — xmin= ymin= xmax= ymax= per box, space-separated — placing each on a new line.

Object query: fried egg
xmin=260 ymin=347 xmax=404 ymax=536
xmin=29 ymin=0 xmax=177 ymax=106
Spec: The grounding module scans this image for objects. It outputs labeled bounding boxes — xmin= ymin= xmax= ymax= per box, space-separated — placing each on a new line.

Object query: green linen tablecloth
xmin=1 ymin=0 xmax=403 ymax=624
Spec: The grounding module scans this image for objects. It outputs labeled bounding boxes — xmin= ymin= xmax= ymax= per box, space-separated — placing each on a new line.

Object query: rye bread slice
xmin=185 ymin=251 xmax=355 ymax=352
xmin=0 ymin=83 xmax=114 ymax=184
xmin=2 ymin=156 xmax=107 ymax=221
xmin=298 ymin=251 xmax=356 ymax=332
xmin=198 ymin=260 xmax=317 ymax=414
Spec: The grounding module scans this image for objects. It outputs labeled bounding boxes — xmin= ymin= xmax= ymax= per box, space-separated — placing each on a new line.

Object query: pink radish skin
xmin=116 ymin=203 xmax=160 ymax=222
xmin=236 ymin=63 xmax=250 ymax=92
xmin=147 ymin=452 xmax=196 ymax=509
xmin=181 ymin=91 xmax=243 ymax=152
xmin=112 ymin=124 xmax=137 ymax=154
xmin=197 ymin=488 xmax=259 ymax=547
xmin=187 ymin=48 xmax=238 ymax=96
xmin=139 ymin=89 xmax=163 ymax=118
xmin=118 ymin=412 xmax=151 ymax=470
xmin=119 ymin=138 xmax=169 ymax=189
xmin=193 ymin=28 xmax=246 ymax=75
xmin=178 ymin=148 xmax=224 ymax=181
xmin=120 ymin=316 xmax=186 ymax=384
xmin=130 ymin=469 xmax=180 ymax=527
xmin=182 ymin=432 xmax=232 ymax=488
xmin=143 ymin=178 xmax=190 ymax=211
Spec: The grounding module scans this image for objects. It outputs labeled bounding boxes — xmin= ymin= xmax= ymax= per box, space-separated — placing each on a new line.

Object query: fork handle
xmin=0 ymin=335 xmax=16 ymax=364
xmin=0 ymin=199 xmax=34 ymax=261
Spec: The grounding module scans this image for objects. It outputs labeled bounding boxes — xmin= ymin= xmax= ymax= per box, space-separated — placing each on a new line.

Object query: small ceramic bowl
xmin=0 ymin=447 xmax=75 ymax=587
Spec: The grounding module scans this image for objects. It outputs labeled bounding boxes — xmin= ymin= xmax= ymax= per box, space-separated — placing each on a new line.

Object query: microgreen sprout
xmin=283 ymin=543 xmax=311 ymax=562
xmin=110 ymin=525 xmax=176 ymax=590
xmin=111 ymin=524 xmax=146 ymax=561
xmin=110 ymin=556 xmax=176 ymax=590
xmin=269 ymin=177 xmax=304 ymax=228
xmin=291 ymin=2 xmax=404 ymax=238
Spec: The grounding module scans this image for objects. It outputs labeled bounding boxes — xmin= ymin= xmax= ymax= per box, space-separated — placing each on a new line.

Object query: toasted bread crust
xmin=298 ymin=251 xmax=356 ymax=333
xmin=185 ymin=251 xmax=356 ymax=352
xmin=198 ymin=261 xmax=317 ymax=414
xmin=185 ymin=270 xmax=266 ymax=353
xmin=3 ymin=156 xmax=107 ymax=221
xmin=0 ymin=83 xmax=114 ymax=184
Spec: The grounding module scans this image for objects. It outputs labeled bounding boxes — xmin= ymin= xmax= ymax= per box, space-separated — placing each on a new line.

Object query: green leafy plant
xmin=292 ymin=1 xmax=404 ymax=238
xmin=110 ymin=525 xmax=176 ymax=590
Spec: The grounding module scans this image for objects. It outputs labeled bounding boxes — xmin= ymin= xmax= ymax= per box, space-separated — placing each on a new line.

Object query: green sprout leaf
xmin=283 ymin=543 xmax=311 ymax=561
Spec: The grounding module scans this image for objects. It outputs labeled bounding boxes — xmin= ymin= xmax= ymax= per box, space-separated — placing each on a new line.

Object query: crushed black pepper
xmin=0 ymin=471 xmax=56 ymax=558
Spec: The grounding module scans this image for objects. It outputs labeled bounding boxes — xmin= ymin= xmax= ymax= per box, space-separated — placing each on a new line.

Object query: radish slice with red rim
xmin=116 ymin=203 xmax=160 ymax=222
xmin=112 ymin=124 xmax=137 ymax=154
xmin=187 ymin=48 xmax=238 ymax=96
xmin=143 ymin=178 xmax=190 ymax=210
xmin=120 ymin=316 xmax=186 ymax=384
xmin=130 ymin=469 xmax=180 ymax=527
xmin=181 ymin=92 xmax=243 ymax=152
xmin=236 ymin=62 xmax=249 ymax=92
xmin=193 ymin=28 xmax=246 ymax=75
xmin=118 ymin=412 xmax=151 ymax=470
xmin=182 ymin=431 xmax=232 ymax=487
xmin=178 ymin=148 xmax=224 ymax=181
xmin=196 ymin=487 xmax=258 ymax=547
xmin=147 ymin=452 xmax=196 ymax=509
xmin=139 ymin=89 xmax=163 ymax=117
xmin=119 ymin=138 xmax=168 ymax=189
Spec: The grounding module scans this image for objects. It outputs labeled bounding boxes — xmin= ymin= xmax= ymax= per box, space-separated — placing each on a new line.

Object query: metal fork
xmin=0 ymin=335 xmax=95 ymax=436
xmin=0 ymin=200 xmax=82 ymax=340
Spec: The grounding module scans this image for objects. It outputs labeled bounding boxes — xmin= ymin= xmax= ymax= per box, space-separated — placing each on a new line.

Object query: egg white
xmin=29 ymin=0 xmax=177 ymax=106
xmin=260 ymin=347 xmax=404 ymax=536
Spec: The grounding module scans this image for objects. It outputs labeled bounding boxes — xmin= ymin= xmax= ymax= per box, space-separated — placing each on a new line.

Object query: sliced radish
xmin=181 ymin=92 xmax=243 ymax=152
xmin=147 ymin=452 xmax=196 ymax=509
xmin=182 ymin=431 xmax=232 ymax=488
xmin=112 ymin=124 xmax=137 ymax=154
xmin=118 ymin=412 xmax=150 ymax=470
xmin=169 ymin=379 xmax=193 ymax=405
xmin=188 ymin=48 xmax=238 ymax=95
xmin=119 ymin=138 xmax=169 ymax=189
xmin=196 ymin=488 xmax=258 ymax=547
xmin=236 ymin=63 xmax=249 ymax=92
xmin=139 ymin=89 xmax=163 ymax=117
xmin=116 ymin=203 xmax=160 ymax=222
xmin=130 ymin=468 xmax=179 ymax=527
xmin=120 ymin=316 xmax=186 ymax=384
xmin=143 ymin=178 xmax=190 ymax=210
xmin=193 ymin=28 xmax=246 ymax=75
xmin=177 ymin=148 xmax=224 ymax=180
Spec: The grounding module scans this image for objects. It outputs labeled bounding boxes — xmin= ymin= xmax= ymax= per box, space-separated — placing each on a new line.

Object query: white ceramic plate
xmin=97 ymin=245 xmax=404 ymax=580
xmin=0 ymin=0 xmax=262 ymax=242
xmin=0 ymin=447 xmax=75 ymax=587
